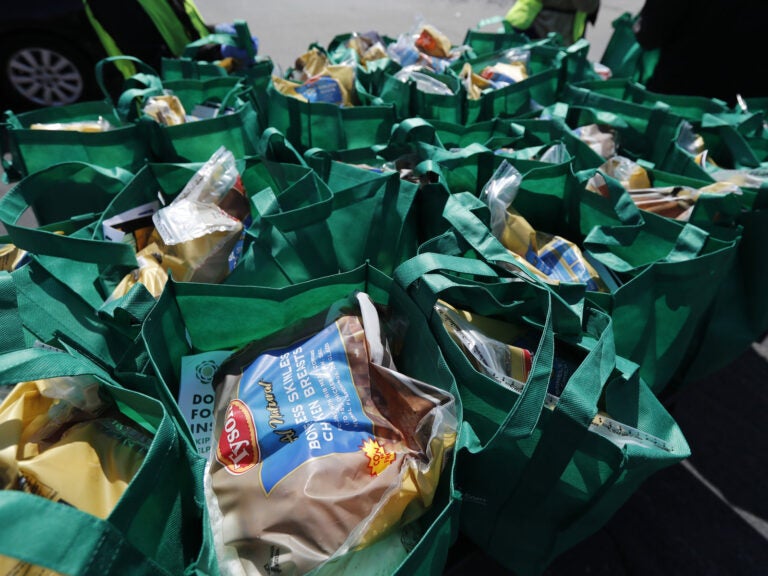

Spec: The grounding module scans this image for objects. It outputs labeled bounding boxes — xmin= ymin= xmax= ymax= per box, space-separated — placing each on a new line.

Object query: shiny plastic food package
xmin=206 ymin=292 xmax=457 ymax=576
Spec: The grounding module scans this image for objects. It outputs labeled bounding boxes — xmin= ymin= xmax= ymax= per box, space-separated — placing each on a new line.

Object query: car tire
xmin=0 ymin=34 xmax=99 ymax=110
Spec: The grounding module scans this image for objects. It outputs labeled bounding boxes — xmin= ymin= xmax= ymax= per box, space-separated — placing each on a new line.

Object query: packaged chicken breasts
xmin=206 ymin=292 xmax=457 ymax=576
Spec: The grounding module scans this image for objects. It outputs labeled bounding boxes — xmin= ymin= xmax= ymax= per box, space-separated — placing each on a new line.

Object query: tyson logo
xmin=216 ymin=399 xmax=259 ymax=475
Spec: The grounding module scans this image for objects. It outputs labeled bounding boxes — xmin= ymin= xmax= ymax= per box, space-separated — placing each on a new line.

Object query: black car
xmin=1 ymin=1 xmax=212 ymax=111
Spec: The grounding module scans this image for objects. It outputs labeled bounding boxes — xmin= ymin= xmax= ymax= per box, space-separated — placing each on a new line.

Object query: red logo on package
xmin=216 ymin=399 xmax=259 ymax=475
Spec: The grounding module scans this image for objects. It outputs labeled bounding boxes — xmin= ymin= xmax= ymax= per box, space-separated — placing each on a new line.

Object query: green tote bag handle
xmin=257 ymin=127 xmax=308 ymax=166
xmin=387 ymin=117 xmax=440 ymax=148
xmin=394 ymin=255 xmax=557 ymax=445
xmin=583 ymin=220 xmax=710 ymax=273
xmin=439 ymin=192 xmax=586 ymax=327
xmin=0 ymin=493 xmax=173 ymax=576
xmin=0 ymin=272 xmax=25 ymax=352
xmin=488 ymin=307 xmax=616 ymax=551
xmin=0 ymin=163 xmax=137 ymax=268
xmin=94 ymin=56 xmax=163 ymax=121
xmin=0 ymin=347 xmax=196 ymax=576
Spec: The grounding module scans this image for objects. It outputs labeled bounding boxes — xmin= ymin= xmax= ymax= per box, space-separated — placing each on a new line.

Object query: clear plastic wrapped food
xmin=206 ymin=292 xmax=457 ymax=576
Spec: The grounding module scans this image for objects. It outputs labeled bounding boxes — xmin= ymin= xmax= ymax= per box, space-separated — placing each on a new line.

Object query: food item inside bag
xmin=143 ymin=93 xmax=187 ymax=126
xmin=482 ymin=161 xmax=610 ymax=292
xmin=30 ymin=116 xmax=112 ymax=132
xmin=207 ymin=292 xmax=457 ymax=576
xmin=573 ymin=124 xmax=617 ymax=159
xmin=480 ymin=61 xmax=528 ymax=86
xmin=101 ymin=201 xmax=159 ymax=252
xmin=0 ymin=376 xmax=153 ymax=576
xmin=103 ymin=147 xmax=249 ymax=291
xmin=105 ymin=242 xmax=182 ymax=302
xmin=0 ymin=243 xmax=29 ymax=271
xmin=587 ymin=157 xmax=743 ymax=220
xmin=0 ymin=376 xmax=152 ymax=515
xmin=435 ymin=300 xmax=671 ymax=451
xmin=461 ymin=48 xmax=530 ymax=99
xmin=275 ymin=49 xmax=358 ymax=106
xmin=151 ymin=200 xmax=243 ymax=283
xmin=591 ymin=155 xmax=651 ymax=190
xmin=150 ymin=147 xmax=248 ymax=284
xmin=394 ymin=66 xmax=455 ymax=95
xmin=709 ymin=167 xmax=768 ymax=188
xmin=387 ymin=24 xmax=465 ymax=73
xmin=414 ymin=24 xmax=452 ymax=59
xmin=347 ymin=31 xmax=389 ymax=65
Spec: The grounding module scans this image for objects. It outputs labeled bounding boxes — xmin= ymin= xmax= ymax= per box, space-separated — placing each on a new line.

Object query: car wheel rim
xmin=7 ymin=47 xmax=84 ymax=106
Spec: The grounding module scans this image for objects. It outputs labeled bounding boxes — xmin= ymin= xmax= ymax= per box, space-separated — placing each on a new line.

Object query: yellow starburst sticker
xmin=361 ymin=438 xmax=395 ymax=476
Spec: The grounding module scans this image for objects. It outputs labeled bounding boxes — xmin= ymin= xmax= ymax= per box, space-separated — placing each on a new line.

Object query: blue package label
xmin=525 ymin=238 xmax=602 ymax=292
xmin=295 ymin=76 xmax=344 ymax=105
xmin=238 ymin=321 xmax=374 ymax=493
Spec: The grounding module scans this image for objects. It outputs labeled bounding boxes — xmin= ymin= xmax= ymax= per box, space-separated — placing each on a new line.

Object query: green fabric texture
xmin=0 ymin=272 xmax=26 ymax=353
xmin=1 ymin=101 xmax=150 ymax=182
xmin=142 ymin=263 xmax=463 ymax=576
xmin=0 ymin=347 xmax=217 ymax=575
xmin=599 ymin=11 xmax=658 ymax=85
xmin=357 ymin=61 xmax=465 ymax=124
xmin=461 ymin=19 xmax=533 ymax=58
xmin=392 ymin=252 xmax=690 ymax=576
xmin=0 ymin=163 xmax=157 ymax=350
xmin=629 ymin=168 xmax=768 ymax=385
xmin=519 ymin=162 xmax=739 ymax=394
xmin=574 ymin=79 xmax=730 ymax=125
xmin=95 ymin=57 xmax=262 ymax=163
xmin=227 ymin=144 xmax=428 ymax=287
xmin=0 ymin=162 xmax=134 ymax=267
xmin=427 ymin=163 xmax=737 ymax=394
xmin=123 ymin=75 xmax=262 ymax=163
xmin=7 ymin=258 xmax=152 ymax=373
xmin=163 ymin=20 xmax=275 ymax=119
xmin=266 ymin=80 xmax=398 ymax=154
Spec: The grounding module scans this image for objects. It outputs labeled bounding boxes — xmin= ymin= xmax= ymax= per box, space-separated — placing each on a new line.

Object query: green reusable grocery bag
xmin=554 ymin=86 xmax=686 ymax=164
xmin=610 ymin=166 xmax=768 ymax=386
xmin=574 ymin=79 xmax=730 ymax=125
xmin=461 ymin=16 xmax=536 ymax=58
xmin=6 ymin=255 xmax=154 ymax=373
xmin=324 ymin=32 xmax=398 ymax=65
xmin=523 ymin=163 xmax=738 ymax=393
xmin=2 ymin=154 xmax=312 ymax=301
xmin=456 ymin=45 xmax=563 ymax=124
xmin=100 ymin=57 xmax=262 ymax=163
xmin=1 ymin=101 xmax=150 ymax=182
xmin=266 ymin=79 xmax=397 ymax=155
xmin=141 ymin=263 xmax=463 ymax=576
xmin=162 ymin=20 xmax=274 ymax=119
xmin=680 ymin=189 xmax=768 ymax=383
xmin=0 ymin=347 xmax=218 ymax=576
xmin=438 ymin=162 xmax=737 ymax=394
xmin=227 ymin=143 xmax=426 ymax=287
xmin=357 ymin=61 xmax=466 ymax=124
xmin=0 ymin=162 xmax=157 ymax=343
xmin=0 ymin=162 xmax=133 ymax=263
xmin=393 ymin=252 xmax=690 ymax=576
xmin=599 ymin=11 xmax=658 ymax=85
xmin=654 ymin=113 xmax=768 ymax=184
